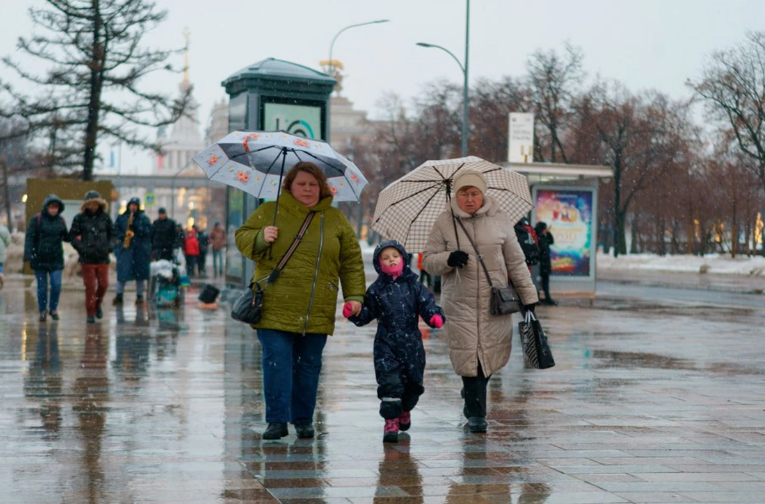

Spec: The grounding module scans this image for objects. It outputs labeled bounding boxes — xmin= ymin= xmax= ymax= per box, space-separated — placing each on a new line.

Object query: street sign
xmin=508 ymin=113 xmax=535 ymax=163
xmin=145 ymin=192 xmax=156 ymax=207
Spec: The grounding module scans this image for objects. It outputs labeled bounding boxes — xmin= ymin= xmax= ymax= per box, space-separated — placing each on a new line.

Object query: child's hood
xmin=372 ymin=240 xmax=409 ymax=275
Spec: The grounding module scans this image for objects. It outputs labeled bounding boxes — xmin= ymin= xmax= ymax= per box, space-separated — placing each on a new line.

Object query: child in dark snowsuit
xmin=345 ymin=240 xmax=445 ymax=443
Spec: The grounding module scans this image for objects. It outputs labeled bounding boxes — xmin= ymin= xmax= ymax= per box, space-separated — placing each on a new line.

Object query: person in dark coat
xmin=69 ymin=191 xmax=115 ymax=323
xmin=346 ymin=240 xmax=444 ymax=443
xmin=24 ymin=194 xmax=69 ymax=321
xmin=534 ymin=221 xmax=557 ymax=306
xmin=150 ymin=208 xmax=178 ymax=261
xmin=113 ymin=197 xmax=152 ymax=305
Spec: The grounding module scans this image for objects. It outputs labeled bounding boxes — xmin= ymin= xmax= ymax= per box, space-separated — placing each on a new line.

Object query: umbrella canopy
xmin=192 ymin=130 xmax=368 ymax=202
xmin=371 ymin=156 xmax=532 ymax=252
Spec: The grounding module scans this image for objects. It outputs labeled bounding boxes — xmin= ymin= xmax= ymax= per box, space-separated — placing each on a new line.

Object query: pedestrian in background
xmin=209 ymin=221 xmax=226 ymax=277
xmin=150 ymin=208 xmax=178 ymax=262
xmin=69 ymin=191 xmax=114 ymax=323
xmin=113 ymin=197 xmax=152 ymax=306
xmin=24 ymin=195 xmax=69 ymax=321
xmin=534 ymin=221 xmax=557 ymax=306
xmin=346 ymin=240 xmax=444 ymax=443
xmin=0 ymin=221 xmax=10 ymax=290
xmin=235 ymin=161 xmax=366 ymax=440
xmin=423 ymin=171 xmax=538 ymax=433
xmin=196 ymin=225 xmax=209 ymax=276
xmin=184 ymin=225 xmax=199 ymax=277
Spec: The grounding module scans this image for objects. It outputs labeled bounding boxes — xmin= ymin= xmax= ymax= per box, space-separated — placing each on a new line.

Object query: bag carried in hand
xmin=518 ymin=310 xmax=555 ymax=369
xmin=230 ymin=212 xmax=315 ymax=325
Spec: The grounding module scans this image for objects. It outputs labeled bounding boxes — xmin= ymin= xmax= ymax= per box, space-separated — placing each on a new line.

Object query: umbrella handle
xmin=269 ymin=149 xmax=288 ymax=260
xmin=448 ymin=193 xmax=461 ymax=251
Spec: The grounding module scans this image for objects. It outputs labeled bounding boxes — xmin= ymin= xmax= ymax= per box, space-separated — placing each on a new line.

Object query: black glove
xmin=447 ymin=250 xmax=469 ymax=268
xmin=523 ymin=303 xmax=537 ymax=313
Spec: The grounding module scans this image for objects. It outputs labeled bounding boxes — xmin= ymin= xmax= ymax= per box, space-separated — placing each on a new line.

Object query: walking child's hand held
xmin=430 ymin=314 xmax=443 ymax=328
xmin=342 ymin=302 xmax=353 ymax=318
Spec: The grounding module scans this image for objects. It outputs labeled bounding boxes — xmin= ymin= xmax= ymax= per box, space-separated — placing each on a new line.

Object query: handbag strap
xmin=262 ymin=212 xmax=315 ymax=285
xmin=454 ymin=218 xmax=494 ymax=288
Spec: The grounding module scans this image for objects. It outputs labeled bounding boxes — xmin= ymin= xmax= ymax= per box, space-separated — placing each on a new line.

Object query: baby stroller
xmin=150 ymin=259 xmax=184 ymax=308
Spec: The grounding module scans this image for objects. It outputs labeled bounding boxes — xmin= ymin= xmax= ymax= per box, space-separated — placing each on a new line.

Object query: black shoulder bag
xmin=231 ymin=212 xmax=315 ymax=324
xmin=454 ymin=218 xmax=521 ymax=316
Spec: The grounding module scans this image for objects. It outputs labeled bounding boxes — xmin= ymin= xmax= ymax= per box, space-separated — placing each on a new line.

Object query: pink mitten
xmin=430 ymin=314 xmax=443 ymax=328
xmin=342 ymin=303 xmax=354 ymax=318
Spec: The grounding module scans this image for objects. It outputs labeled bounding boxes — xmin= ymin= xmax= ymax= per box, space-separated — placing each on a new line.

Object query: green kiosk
xmin=221 ymin=58 xmax=336 ymax=287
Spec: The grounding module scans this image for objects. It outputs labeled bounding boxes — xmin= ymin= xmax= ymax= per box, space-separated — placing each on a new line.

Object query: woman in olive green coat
xmin=235 ymin=162 xmax=366 ymax=440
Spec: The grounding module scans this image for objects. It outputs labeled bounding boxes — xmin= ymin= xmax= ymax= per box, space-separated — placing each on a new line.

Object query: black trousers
xmin=378 ymin=371 xmax=423 ymax=419
xmin=462 ymin=361 xmax=490 ymax=419
xmin=540 ymin=273 xmax=552 ymax=302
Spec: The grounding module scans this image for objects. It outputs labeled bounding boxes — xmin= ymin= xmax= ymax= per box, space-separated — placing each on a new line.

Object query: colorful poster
xmin=535 ymin=189 xmax=594 ymax=277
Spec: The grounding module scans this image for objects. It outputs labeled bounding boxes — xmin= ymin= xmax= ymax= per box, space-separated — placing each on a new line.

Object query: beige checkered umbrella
xmin=370 ymin=156 xmax=532 ymax=252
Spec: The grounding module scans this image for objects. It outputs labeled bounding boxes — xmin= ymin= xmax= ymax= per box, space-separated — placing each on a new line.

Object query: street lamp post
xmin=328 ymin=19 xmax=390 ymax=76
xmin=417 ymin=0 xmax=470 ymax=157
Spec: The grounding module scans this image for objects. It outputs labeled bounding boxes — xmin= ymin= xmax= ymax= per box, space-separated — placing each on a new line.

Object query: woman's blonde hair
xmin=282 ymin=162 xmax=333 ymax=200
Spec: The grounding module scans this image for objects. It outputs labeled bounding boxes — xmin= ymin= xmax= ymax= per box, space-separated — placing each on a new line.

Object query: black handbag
xmin=454 ymin=218 xmax=521 ymax=315
xmin=518 ymin=309 xmax=555 ymax=369
xmin=230 ymin=212 xmax=315 ymax=324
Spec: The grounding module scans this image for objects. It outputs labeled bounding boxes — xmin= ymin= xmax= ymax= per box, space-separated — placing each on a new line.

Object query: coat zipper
xmin=302 ymin=212 xmax=324 ymax=335
xmin=470 ymin=217 xmax=484 ymax=367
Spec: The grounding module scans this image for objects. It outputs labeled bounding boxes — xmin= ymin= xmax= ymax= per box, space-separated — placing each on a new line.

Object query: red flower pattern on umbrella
xmin=236 ymin=171 xmax=250 ymax=183
xmin=208 ymin=155 xmax=220 ymax=166
xmin=243 ymin=134 xmax=260 ymax=153
xmin=293 ymin=139 xmax=310 ymax=148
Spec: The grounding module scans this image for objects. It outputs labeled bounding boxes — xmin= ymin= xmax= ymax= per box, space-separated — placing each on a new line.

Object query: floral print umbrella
xmin=192 ymin=130 xmax=368 ymax=202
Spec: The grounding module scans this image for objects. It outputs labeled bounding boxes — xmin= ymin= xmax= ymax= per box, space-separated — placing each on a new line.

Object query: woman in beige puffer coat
xmin=423 ymin=170 xmax=538 ymax=433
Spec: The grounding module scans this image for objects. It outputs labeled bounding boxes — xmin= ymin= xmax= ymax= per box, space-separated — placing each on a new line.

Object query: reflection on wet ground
xmin=1 ymin=276 xmax=765 ymax=503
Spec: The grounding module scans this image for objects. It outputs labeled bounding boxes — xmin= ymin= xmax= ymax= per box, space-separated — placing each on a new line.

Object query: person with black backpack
xmin=24 ymin=194 xmax=69 ymax=321
xmin=535 ymin=221 xmax=558 ymax=306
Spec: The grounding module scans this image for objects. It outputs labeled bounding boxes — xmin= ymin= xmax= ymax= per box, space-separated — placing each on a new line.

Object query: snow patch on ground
xmin=597 ymin=252 xmax=765 ymax=276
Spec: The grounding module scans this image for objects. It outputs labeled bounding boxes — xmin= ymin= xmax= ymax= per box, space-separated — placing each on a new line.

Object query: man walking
xmin=113 ymin=197 xmax=152 ymax=305
xmin=69 ymin=191 xmax=114 ymax=323
xmin=534 ymin=221 xmax=557 ymax=306
xmin=151 ymin=208 xmax=178 ymax=261
xmin=209 ymin=221 xmax=226 ymax=277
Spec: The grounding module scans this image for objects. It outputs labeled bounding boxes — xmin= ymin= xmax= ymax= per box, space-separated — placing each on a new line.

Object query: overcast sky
xmin=1 ymin=0 xmax=764 ymax=173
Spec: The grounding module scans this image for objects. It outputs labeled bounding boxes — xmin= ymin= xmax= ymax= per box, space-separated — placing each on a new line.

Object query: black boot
xmin=468 ymin=417 xmax=487 ymax=433
xmin=112 ymin=293 xmax=123 ymax=305
xmin=262 ymin=422 xmax=288 ymax=440
xmin=294 ymin=423 xmax=315 ymax=439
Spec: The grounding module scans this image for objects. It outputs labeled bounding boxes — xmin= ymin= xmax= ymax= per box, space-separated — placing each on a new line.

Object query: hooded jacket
xmin=235 ymin=190 xmax=366 ymax=336
xmin=24 ymin=194 xmax=69 ymax=271
xmin=349 ymin=240 xmax=444 ymax=388
xmin=422 ymin=195 xmax=539 ymax=377
xmin=535 ymin=223 xmax=555 ymax=275
xmin=69 ymin=193 xmax=114 ymax=264
xmin=114 ymin=197 xmax=152 ymax=281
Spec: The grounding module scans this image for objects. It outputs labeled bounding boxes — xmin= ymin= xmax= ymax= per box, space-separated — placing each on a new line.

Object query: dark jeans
xmin=34 ymin=269 xmax=62 ymax=313
xmin=198 ymin=251 xmax=207 ymax=273
xmin=185 ymin=255 xmax=197 ymax=276
xmin=257 ymin=329 xmax=327 ymax=424
xmin=212 ymin=249 xmax=223 ymax=276
xmin=462 ymin=361 xmax=490 ymax=419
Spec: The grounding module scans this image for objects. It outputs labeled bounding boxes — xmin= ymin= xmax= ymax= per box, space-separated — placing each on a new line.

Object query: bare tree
xmin=470 ymin=76 xmax=530 ymax=161
xmin=577 ymin=82 xmax=686 ymax=256
xmin=0 ymin=0 xmax=192 ymax=180
xmin=526 ymin=43 xmax=584 ymax=163
xmin=691 ymin=31 xmax=765 ymax=194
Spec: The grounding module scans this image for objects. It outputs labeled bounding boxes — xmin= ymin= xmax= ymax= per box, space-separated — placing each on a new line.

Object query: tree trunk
xmin=687 ymin=218 xmax=694 ymax=255
xmin=82 ymin=0 xmax=103 ymax=181
xmin=615 ymin=210 xmax=628 ymax=256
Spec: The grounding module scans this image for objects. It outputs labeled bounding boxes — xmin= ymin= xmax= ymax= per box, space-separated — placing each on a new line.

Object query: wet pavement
xmin=1 ymin=274 xmax=765 ymax=504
